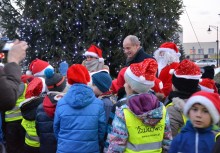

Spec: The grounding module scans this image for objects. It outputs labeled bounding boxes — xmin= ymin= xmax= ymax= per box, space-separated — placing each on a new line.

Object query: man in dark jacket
xmin=0 ymin=39 xmax=28 ymax=111
xmin=123 ymin=35 xmax=154 ymax=66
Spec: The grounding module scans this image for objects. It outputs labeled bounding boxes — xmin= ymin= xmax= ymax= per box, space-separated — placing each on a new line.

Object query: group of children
xmin=1 ymin=41 xmax=220 ymax=153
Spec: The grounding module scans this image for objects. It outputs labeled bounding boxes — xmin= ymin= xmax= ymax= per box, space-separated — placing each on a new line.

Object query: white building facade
xmin=183 ymin=42 xmax=218 ymax=60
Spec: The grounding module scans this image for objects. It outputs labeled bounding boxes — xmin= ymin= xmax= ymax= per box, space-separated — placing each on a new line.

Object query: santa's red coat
xmin=158 ymin=62 xmax=179 ymax=97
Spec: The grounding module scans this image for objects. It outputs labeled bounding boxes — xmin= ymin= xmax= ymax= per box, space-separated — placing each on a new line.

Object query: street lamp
xmin=207 ymin=25 xmax=219 ymax=67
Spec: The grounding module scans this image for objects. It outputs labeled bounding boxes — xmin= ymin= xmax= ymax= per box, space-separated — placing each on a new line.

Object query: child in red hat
xmin=169 ymin=91 xmax=220 ymax=153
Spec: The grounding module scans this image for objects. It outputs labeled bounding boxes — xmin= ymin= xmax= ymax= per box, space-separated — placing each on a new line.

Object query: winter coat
xmin=36 ymin=92 xmax=64 ymax=153
xmin=107 ymin=93 xmax=172 ymax=153
xmin=125 ymin=47 xmax=154 ymax=66
xmin=54 ymin=84 xmax=106 ymax=153
xmin=0 ymin=62 xmax=22 ymax=111
xmin=169 ymin=120 xmax=215 ymax=153
xmin=158 ymin=62 xmax=179 ymax=97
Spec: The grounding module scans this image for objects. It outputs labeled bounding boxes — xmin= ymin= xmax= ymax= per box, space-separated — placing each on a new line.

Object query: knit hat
xmin=171 ymin=59 xmax=201 ymax=93
xmin=201 ymin=66 xmax=215 ymax=79
xmin=28 ymin=59 xmax=54 ymax=76
xmin=124 ymin=58 xmax=158 ymax=93
xmin=155 ymin=42 xmax=181 ymax=56
xmin=184 ymin=91 xmax=220 ymax=124
xmin=84 ymin=44 xmax=104 ymax=62
xmin=92 ymin=71 xmax=112 ymax=93
xmin=67 ymin=64 xmax=90 ymax=85
xmin=199 ymin=78 xmax=215 ymax=93
xmin=58 ymin=61 xmax=69 ymax=76
xmin=44 ymin=68 xmax=66 ymax=92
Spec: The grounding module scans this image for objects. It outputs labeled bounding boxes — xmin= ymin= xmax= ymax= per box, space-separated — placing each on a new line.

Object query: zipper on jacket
xmin=195 ymin=131 xmax=199 ymax=153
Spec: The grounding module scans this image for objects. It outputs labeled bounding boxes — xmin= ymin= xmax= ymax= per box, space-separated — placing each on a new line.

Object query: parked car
xmin=194 ymin=59 xmax=217 ymax=68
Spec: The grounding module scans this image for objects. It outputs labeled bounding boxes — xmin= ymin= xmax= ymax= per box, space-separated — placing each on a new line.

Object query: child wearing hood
xmin=107 ymin=59 xmax=172 ymax=153
xmin=169 ymin=91 xmax=220 ymax=153
xmin=53 ymin=64 xmax=106 ymax=153
xmin=35 ymin=68 xmax=67 ymax=153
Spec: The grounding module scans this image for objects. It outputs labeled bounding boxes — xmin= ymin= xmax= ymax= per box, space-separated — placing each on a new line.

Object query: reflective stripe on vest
xmin=166 ymin=103 xmax=187 ymax=132
xmin=5 ymin=83 xmax=27 ymax=122
xmin=21 ymin=119 xmax=40 ymax=147
xmin=215 ymin=132 xmax=220 ymax=142
xmin=124 ymin=106 xmax=166 ymax=153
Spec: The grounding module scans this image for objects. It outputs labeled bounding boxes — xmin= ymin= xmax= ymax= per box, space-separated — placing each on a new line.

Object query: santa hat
xmin=117 ymin=67 xmax=127 ymax=88
xmin=154 ymin=42 xmax=181 ymax=57
xmin=28 ymin=59 xmax=54 ymax=76
xmin=151 ymin=78 xmax=163 ymax=93
xmin=184 ymin=91 xmax=220 ymax=124
xmin=67 ymin=64 xmax=90 ymax=85
xmin=84 ymin=44 xmax=104 ymax=62
xmin=25 ymin=77 xmax=47 ymax=98
xmin=111 ymin=79 xmax=120 ymax=94
xmin=124 ymin=58 xmax=157 ymax=93
xmin=170 ymin=59 xmax=201 ymax=93
xmin=199 ymin=78 xmax=215 ymax=93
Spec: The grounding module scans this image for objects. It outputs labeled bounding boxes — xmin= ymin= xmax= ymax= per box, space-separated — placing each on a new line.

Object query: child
xmin=107 ymin=58 xmax=172 ymax=153
xmin=165 ymin=59 xmax=201 ymax=137
xmin=169 ymin=91 xmax=220 ymax=153
xmin=35 ymin=68 xmax=67 ymax=153
xmin=53 ymin=64 xmax=106 ymax=153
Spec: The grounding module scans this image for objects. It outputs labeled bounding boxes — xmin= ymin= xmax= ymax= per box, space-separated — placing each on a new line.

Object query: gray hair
xmin=126 ymin=35 xmax=141 ymax=46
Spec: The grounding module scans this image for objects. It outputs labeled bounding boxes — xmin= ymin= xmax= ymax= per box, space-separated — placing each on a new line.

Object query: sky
xmin=179 ymin=0 xmax=220 ymax=43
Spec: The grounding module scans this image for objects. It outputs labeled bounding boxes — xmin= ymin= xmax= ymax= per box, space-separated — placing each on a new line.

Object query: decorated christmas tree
xmin=0 ymin=0 xmax=183 ymax=77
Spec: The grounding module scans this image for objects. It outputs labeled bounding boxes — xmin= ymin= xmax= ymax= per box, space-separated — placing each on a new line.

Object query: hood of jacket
xmin=43 ymin=92 xmax=65 ymax=117
xmin=127 ymin=93 xmax=163 ymax=126
xmin=64 ymin=83 xmax=96 ymax=109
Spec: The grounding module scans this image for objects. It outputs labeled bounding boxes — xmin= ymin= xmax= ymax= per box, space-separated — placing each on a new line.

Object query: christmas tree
xmin=0 ymin=0 xmax=183 ymax=77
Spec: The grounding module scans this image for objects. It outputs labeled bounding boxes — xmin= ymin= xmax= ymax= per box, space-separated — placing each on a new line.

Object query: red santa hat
xmin=25 ymin=77 xmax=47 ymax=98
xmin=170 ymin=59 xmax=202 ymax=93
xmin=155 ymin=42 xmax=181 ymax=57
xmin=184 ymin=91 xmax=220 ymax=124
xmin=67 ymin=64 xmax=90 ymax=85
xmin=151 ymin=78 xmax=163 ymax=93
xmin=117 ymin=67 xmax=127 ymax=88
xmin=125 ymin=58 xmax=157 ymax=87
xmin=84 ymin=44 xmax=104 ymax=62
xmin=28 ymin=59 xmax=54 ymax=76
xmin=199 ymin=78 xmax=215 ymax=93
xmin=110 ymin=79 xmax=120 ymax=94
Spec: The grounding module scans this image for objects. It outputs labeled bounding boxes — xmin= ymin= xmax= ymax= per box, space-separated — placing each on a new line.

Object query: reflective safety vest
xmin=5 ymin=83 xmax=27 ymax=122
xmin=166 ymin=103 xmax=187 ymax=132
xmin=123 ymin=106 xmax=166 ymax=153
xmin=21 ymin=119 xmax=40 ymax=147
xmin=215 ymin=132 xmax=220 ymax=142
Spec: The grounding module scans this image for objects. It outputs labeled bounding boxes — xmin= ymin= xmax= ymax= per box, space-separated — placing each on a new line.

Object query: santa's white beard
xmin=157 ymin=58 xmax=168 ymax=76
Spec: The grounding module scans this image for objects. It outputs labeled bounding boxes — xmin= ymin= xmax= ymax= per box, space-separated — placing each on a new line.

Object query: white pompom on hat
xmin=184 ymin=91 xmax=220 ymax=124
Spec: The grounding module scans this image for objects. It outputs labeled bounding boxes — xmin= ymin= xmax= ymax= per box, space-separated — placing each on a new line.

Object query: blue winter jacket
xmin=54 ymin=84 xmax=106 ymax=153
xmin=169 ymin=120 xmax=215 ymax=153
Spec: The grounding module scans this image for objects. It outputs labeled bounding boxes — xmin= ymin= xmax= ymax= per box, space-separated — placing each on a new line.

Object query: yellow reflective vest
xmin=123 ymin=106 xmax=166 ymax=153
xmin=21 ymin=119 xmax=40 ymax=147
xmin=5 ymin=83 xmax=27 ymax=122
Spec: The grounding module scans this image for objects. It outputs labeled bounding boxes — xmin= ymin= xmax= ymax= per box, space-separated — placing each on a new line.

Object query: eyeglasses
xmin=86 ymin=56 xmax=97 ymax=59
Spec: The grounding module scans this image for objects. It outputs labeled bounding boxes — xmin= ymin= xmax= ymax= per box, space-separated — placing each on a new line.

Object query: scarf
xmin=85 ymin=59 xmax=104 ymax=72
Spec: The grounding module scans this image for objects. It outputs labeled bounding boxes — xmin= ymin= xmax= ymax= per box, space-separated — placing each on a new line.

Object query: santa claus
xmin=154 ymin=42 xmax=180 ymax=97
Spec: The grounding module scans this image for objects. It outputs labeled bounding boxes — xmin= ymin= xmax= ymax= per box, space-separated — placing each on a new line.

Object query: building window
xmin=198 ymin=48 xmax=204 ymax=54
xmin=208 ymin=48 xmax=214 ymax=54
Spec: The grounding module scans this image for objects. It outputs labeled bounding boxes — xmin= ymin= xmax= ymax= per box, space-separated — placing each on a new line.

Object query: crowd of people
xmin=0 ymin=35 xmax=220 ymax=153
